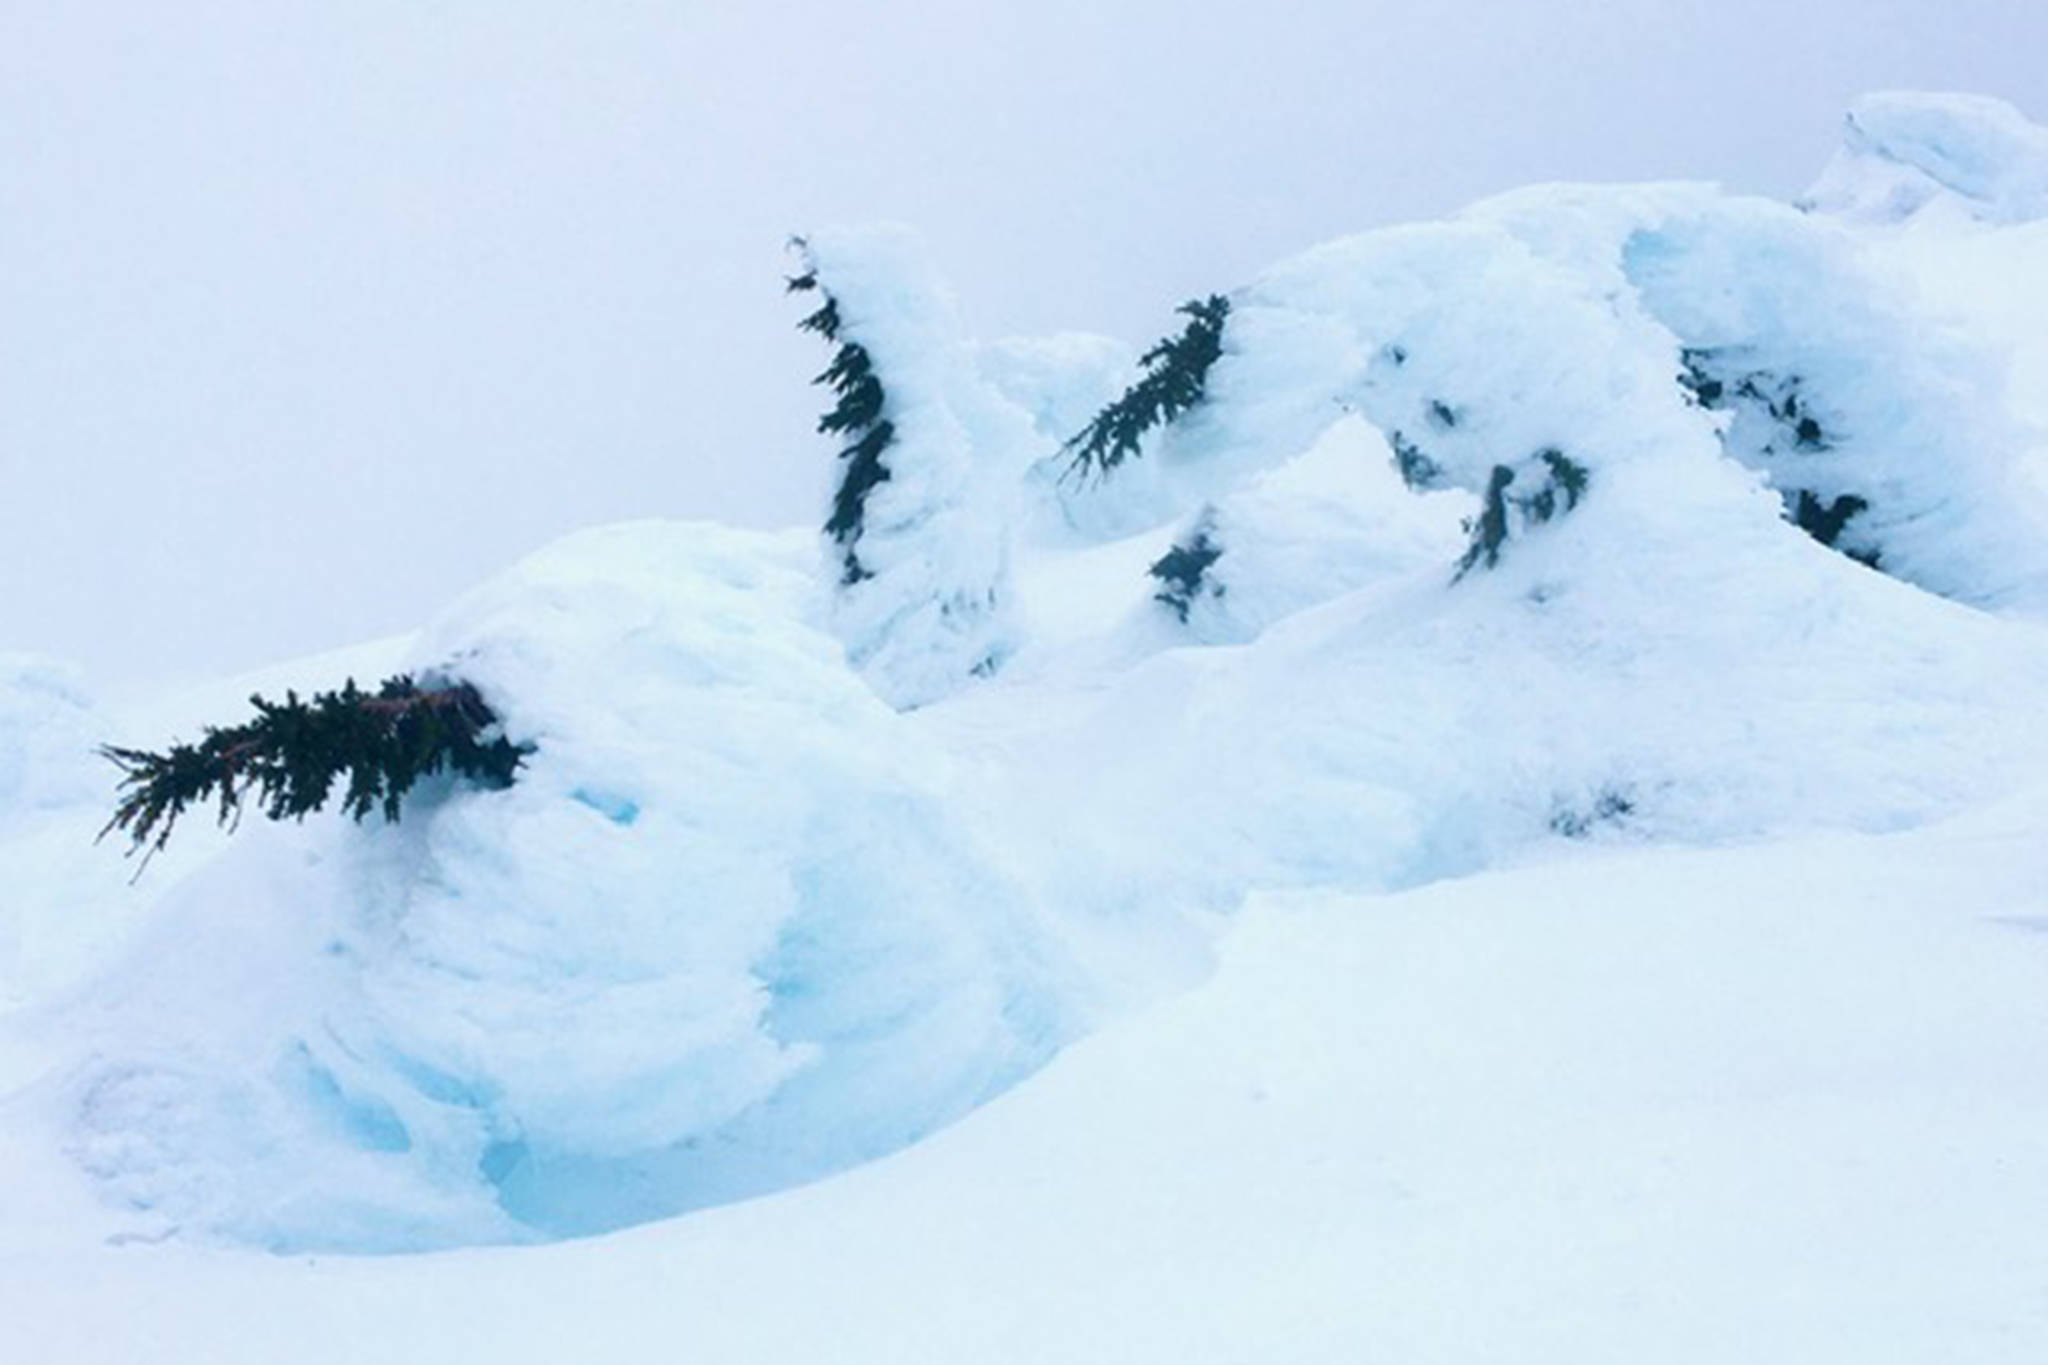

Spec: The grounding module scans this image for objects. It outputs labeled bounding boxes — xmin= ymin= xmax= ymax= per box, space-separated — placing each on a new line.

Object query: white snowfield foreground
xmin=6 ymin=89 xmax=2048 ymax=1358
xmin=7 ymin=813 xmax=2048 ymax=1364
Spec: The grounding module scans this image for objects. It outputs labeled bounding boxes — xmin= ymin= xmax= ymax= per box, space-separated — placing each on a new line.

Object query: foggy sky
xmin=4 ymin=0 xmax=2041 ymax=695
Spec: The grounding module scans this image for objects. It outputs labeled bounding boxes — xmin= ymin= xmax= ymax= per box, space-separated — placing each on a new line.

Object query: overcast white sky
xmin=3 ymin=0 xmax=2042 ymax=694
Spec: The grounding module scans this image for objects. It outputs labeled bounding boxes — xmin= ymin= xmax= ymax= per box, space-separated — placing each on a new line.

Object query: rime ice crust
xmin=1801 ymin=91 xmax=2048 ymax=225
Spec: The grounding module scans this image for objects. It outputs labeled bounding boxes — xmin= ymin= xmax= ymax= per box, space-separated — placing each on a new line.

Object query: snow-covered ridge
xmin=6 ymin=93 xmax=2048 ymax=1257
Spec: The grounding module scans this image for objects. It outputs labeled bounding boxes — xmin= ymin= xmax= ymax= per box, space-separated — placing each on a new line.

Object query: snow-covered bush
xmin=791 ymin=229 xmax=1035 ymax=709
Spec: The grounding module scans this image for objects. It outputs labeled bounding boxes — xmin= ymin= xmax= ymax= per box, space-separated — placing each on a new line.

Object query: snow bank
xmin=0 ymin=656 xmax=122 ymax=1013
xmin=0 ymin=654 xmax=99 ymax=837
xmin=1803 ymin=91 xmax=2048 ymax=225
xmin=12 ymin=804 xmax=2048 ymax=1363
xmin=50 ymin=522 xmax=1075 ymax=1250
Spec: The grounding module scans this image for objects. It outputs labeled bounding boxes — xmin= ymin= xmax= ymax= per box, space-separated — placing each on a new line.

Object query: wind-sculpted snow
xmin=13 ymin=95 xmax=2048 ymax=1256
xmin=1803 ymin=91 xmax=2048 ymax=225
xmin=54 ymin=523 xmax=1077 ymax=1250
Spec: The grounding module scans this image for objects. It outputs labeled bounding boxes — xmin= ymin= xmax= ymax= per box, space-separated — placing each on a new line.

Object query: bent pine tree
xmin=1064 ymin=294 xmax=1231 ymax=479
xmin=101 ymin=674 xmax=528 ymax=868
xmin=789 ymin=244 xmax=896 ymax=585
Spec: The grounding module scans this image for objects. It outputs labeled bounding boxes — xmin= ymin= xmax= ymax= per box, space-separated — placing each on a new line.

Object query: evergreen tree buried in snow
xmin=1456 ymin=449 xmax=1591 ymax=577
xmin=1064 ymin=295 xmax=1231 ymax=478
xmin=1150 ymin=513 xmax=1226 ymax=623
xmin=1679 ymin=347 xmax=1879 ymax=566
xmin=101 ymin=675 xmax=528 ymax=871
xmin=787 ymin=229 xmax=1024 ymax=709
xmin=789 ymin=243 xmax=895 ymax=585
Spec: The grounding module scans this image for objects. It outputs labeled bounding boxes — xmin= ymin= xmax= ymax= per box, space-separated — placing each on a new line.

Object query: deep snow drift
xmin=4 ymin=91 xmax=2048 ymax=1355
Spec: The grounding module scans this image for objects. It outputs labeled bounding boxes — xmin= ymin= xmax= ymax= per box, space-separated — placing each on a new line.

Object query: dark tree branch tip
xmin=1064 ymin=294 xmax=1231 ymax=479
xmin=99 ymin=674 xmax=530 ymax=875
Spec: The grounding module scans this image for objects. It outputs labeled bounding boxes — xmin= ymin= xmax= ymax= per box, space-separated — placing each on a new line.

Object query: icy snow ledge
xmin=59 ymin=521 xmax=1075 ymax=1252
xmin=1802 ymin=91 xmax=2048 ymax=225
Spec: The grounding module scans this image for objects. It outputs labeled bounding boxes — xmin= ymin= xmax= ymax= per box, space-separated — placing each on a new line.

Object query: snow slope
xmin=7 ymin=800 xmax=2048 ymax=1362
xmin=4 ymin=87 xmax=2048 ymax=1356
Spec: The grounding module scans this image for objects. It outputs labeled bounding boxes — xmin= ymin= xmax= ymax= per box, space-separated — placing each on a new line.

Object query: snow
xmin=18 ymin=521 xmax=1078 ymax=1252
xmin=0 ymin=654 xmax=100 ymax=838
xmin=797 ymin=226 xmax=1035 ymax=709
xmin=8 ymin=803 xmax=2048 ymax=1362
xmin=1802 ymin=91 xmax=2048 ymax=225
xmin=5 ymin=88 xmax=2048 ymax=1359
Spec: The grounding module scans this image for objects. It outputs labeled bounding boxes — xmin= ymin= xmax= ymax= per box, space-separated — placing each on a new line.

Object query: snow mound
xmin=1802 ymin=91 xmax=2048 ymax=225
xmin=54 ymin=522 xmax=1075 ymax=1251
xmin=0 ymin=655 xmax=100 ymax=836
xmin=1486 ymin=183 xmax=2048 ymax=610
xmin=1146 ymin=417 xmax=1467 ymax=643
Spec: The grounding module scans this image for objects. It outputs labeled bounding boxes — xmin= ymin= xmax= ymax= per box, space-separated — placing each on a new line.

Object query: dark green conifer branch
xmin=1388 ymin=431 xmax=1446 ymax=490
xmin=1455 ymin=450 xmax=1592 ymax=578
xmin=100 ymin=675 xmax=529 ymax=870
xmin=1150 ymin=519 xmax=1225 ymax=623
xmin=1064 ymin=295 xmax=1232 ymax=479
xmin=1679 ymin=347 xmax=1874 ymax=563
xmin=790 ymin=243 xmax=895 ymax=584
xmin=1680 ymin=348 xmax=1831 ymax=452
xmin=1792 ymin=490 xmax=1878 ymax=562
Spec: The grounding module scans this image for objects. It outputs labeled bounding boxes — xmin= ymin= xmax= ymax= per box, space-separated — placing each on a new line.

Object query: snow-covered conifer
xmin=789 ymin=229 xmax=1031 ymax=709
xmin=1149 ymin=511 xmax=1225 ymax=625
xmin=100 ymin=675 xmax=527 ymax=868
xmin=1608 ymin=193 xmax=2048 ymax=605
xmin=1142 ymin=418 xmax=1466 ymax=643
xmin=1218 ymin=223 xmax=1663 ymax=580
xmin=1063 ymin=296 xmax=1230 ymax=479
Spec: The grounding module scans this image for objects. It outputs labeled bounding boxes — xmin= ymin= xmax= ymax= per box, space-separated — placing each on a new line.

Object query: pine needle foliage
xmin=1792 ymin=490 xmax=1879 ymax=563
xmin=1388 ymin=431 xmax=1446 ymax=490
xmin=1455 ymin=450 xmax=1592 ymax=578
xmin=1150 ymin=519 xmax=1225 ymax=623
xmin=1680 ymin=348 xmax=1831 ymax=452
xmin=1679 ymin=347 xmax=1874 ymax=561
xmin=100 ymin=675 xmax=527 ymax=870
xmin=789 ymin=246 xmax=894 ymax=585
xmin=1064 ymin=295 xmax=1231 ymax=479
